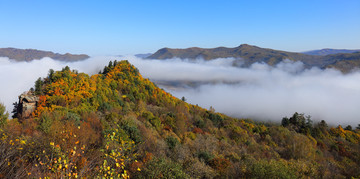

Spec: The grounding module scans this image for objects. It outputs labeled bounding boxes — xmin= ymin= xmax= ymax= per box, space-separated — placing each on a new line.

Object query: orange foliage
xmin=193 ymin=127 xmax=204 ymax=134
xmin=209 ymin=157 xmax=231 ymax=173
xmin=163 ymin=125 xmax=172 ymax=131
xmin=33 ymin=95 xmax=47 ymax=117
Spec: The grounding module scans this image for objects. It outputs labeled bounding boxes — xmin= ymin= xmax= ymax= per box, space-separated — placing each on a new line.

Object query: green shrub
xmin=121 ymin=121 xmax=142 ymax=144
xmin=0 ymin=103 xmax=8 ymax=127
xmin=166 ymin=136 xmax=179 ymax=150
xmin=38 ymin=113 xmax=53 ymax=134
xmin=249 ymin=160 xmax=297 ymax=179
xmin=136 ymin=158 xmax=189 ymax=179
xmin=197 ymin=151 xmax=214 ymax=164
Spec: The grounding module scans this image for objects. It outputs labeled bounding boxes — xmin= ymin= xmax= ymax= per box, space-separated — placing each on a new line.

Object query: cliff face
xmin=16 ymin=91 xmax=39 ymax=119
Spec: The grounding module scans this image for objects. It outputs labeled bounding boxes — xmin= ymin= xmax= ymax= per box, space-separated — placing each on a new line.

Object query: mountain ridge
xmin=0 ymin=47 xmax=89 ymax=62
xmin=148 ymin=44 xmax=360 ymax=72
xmin=303 ymin=48 xmax=360 ymax=56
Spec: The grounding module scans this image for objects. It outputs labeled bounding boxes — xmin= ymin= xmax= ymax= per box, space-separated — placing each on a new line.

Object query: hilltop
xmin=0 ymin=47 xmax=89 ymax=62
xmin=148 ymin=44 xmax=360 ymax=72
xmin=0 ymin=61 xmax=359 ymax=178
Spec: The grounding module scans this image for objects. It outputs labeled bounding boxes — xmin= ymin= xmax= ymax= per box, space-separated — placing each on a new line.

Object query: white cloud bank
xmin=125 ymin=57 xmax=360 ymax=126
xmin=1 ymin=56 xmax=360 ymax=126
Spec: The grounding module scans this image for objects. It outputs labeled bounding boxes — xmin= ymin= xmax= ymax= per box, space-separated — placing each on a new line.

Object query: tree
xmin=283 ymin=112 xmax=311 ymax=134
xmin=281 ymin=117 xmax=289 ymax=127
xmin=62 ymin=66 xmax=70 ymax=72
xmin=11 ymin=102 xmax=18 ymax=119
xmin=35 ymin=77 xmax=43 ymax=95
xmin=181 ymin=96 xmax=186 ymax=102
xmin=318 ymin=120 xmax=328 ymax=131
xmin=344 ymin=125 xmax=352 ymax=131
xmin=48 ymin=69 xmax=54 ymax=81
xmin=108 ymin=61 xmax=113 ymax=68
xmin=0 ymin=103 xmax=9 ymax=127
xmin=289 ymin=112 xmax=306 ymax=127
xmin=305 ymin=115 xmax=313 ymax=128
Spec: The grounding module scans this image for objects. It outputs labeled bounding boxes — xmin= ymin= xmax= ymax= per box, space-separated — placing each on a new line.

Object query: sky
xmin=0 ymin=0 xmax=359 ymax=56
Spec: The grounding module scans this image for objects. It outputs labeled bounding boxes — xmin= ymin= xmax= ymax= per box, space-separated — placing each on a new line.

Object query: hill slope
xmin=148 ymin=44 xmax=360 ymax=72
xmin=0 ymin=47 xmax=89 ymax=62
xmin=324 ymin=52 xmax=360 ymax=73
xmin=148 ymin=44 xmax=319 ymax=66
xmin=0 ymin=61 xmax=360 ymax=178
xmin=303 ymin=48 xmax=360 ymax=56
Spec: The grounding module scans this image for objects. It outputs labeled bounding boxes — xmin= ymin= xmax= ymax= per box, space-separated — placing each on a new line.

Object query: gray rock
xmin=17 ymin=91 xmax=39 ymax=119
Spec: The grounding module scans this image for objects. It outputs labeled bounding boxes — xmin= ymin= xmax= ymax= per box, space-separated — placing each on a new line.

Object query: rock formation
xmin=16 ymin=91 xmax=39 ymax=119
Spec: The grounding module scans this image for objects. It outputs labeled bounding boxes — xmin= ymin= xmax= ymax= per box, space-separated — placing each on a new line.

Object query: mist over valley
xmin=1 ymin=49 xmax=360 ymax=126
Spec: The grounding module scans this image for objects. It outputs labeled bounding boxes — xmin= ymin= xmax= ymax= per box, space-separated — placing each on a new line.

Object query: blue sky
xmin=0 ymin=0 xmax=359 ymax=56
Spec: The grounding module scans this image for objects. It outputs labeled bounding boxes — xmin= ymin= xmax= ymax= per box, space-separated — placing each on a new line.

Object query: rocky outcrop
xmin=16 ymin=91 xmax=39 ymax=119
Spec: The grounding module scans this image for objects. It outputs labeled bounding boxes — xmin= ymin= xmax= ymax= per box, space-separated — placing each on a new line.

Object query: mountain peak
xmin=238 ymin=44 xmax=252 ymax=47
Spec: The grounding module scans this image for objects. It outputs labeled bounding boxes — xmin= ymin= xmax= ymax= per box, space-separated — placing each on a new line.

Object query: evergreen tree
xmin=11 ymin=102 xmax=18 ymax=119
xmin=281 ymin=117 xmax=290 ymax=127
xmin=48 ymin=69 xmax=54 ymax=81
xmin=181 ymin=96 xmax=186 ymax=102
xmin=318 ymin=120 xmax=328 ymax=130
xmin=345 ymin=125 xmax=352 ymax=131
xmin=35 ymin=77 xmax=43 ymax=95
xmin=108 ymin=61 xmax=113 ymax=68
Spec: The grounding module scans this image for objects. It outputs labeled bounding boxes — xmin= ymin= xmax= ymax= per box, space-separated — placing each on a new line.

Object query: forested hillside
xmin=0 ymin=48 xmax=89 ymax=62
xmin=1 ymin=60 xmax=360 ymax=178
xmin=148 ymin=44 xmax=360 ymax=72
xmin=303 ymin=49 xmax=360 ymax=56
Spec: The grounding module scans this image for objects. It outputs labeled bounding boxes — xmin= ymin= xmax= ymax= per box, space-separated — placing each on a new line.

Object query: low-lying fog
xmin=1 ymin=56 xmax=359 ymax=126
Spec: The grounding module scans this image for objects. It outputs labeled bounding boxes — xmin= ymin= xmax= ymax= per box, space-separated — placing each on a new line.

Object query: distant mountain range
xmin=148 ymin=44 xmax=360 ymax=73
xmin=2 ymin=46 xmax=359 ymax=73
xmin=0 ymin=48 xmax=89 ymax=62
xmin=135 ymin=53 xmax=153 ymax=58
xmin=303 ymin=49 xmax=360 ymax=56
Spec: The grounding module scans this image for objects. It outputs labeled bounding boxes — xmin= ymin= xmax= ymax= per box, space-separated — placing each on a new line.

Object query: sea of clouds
xmin=1 ymin=56 xmax=359 ymax=126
